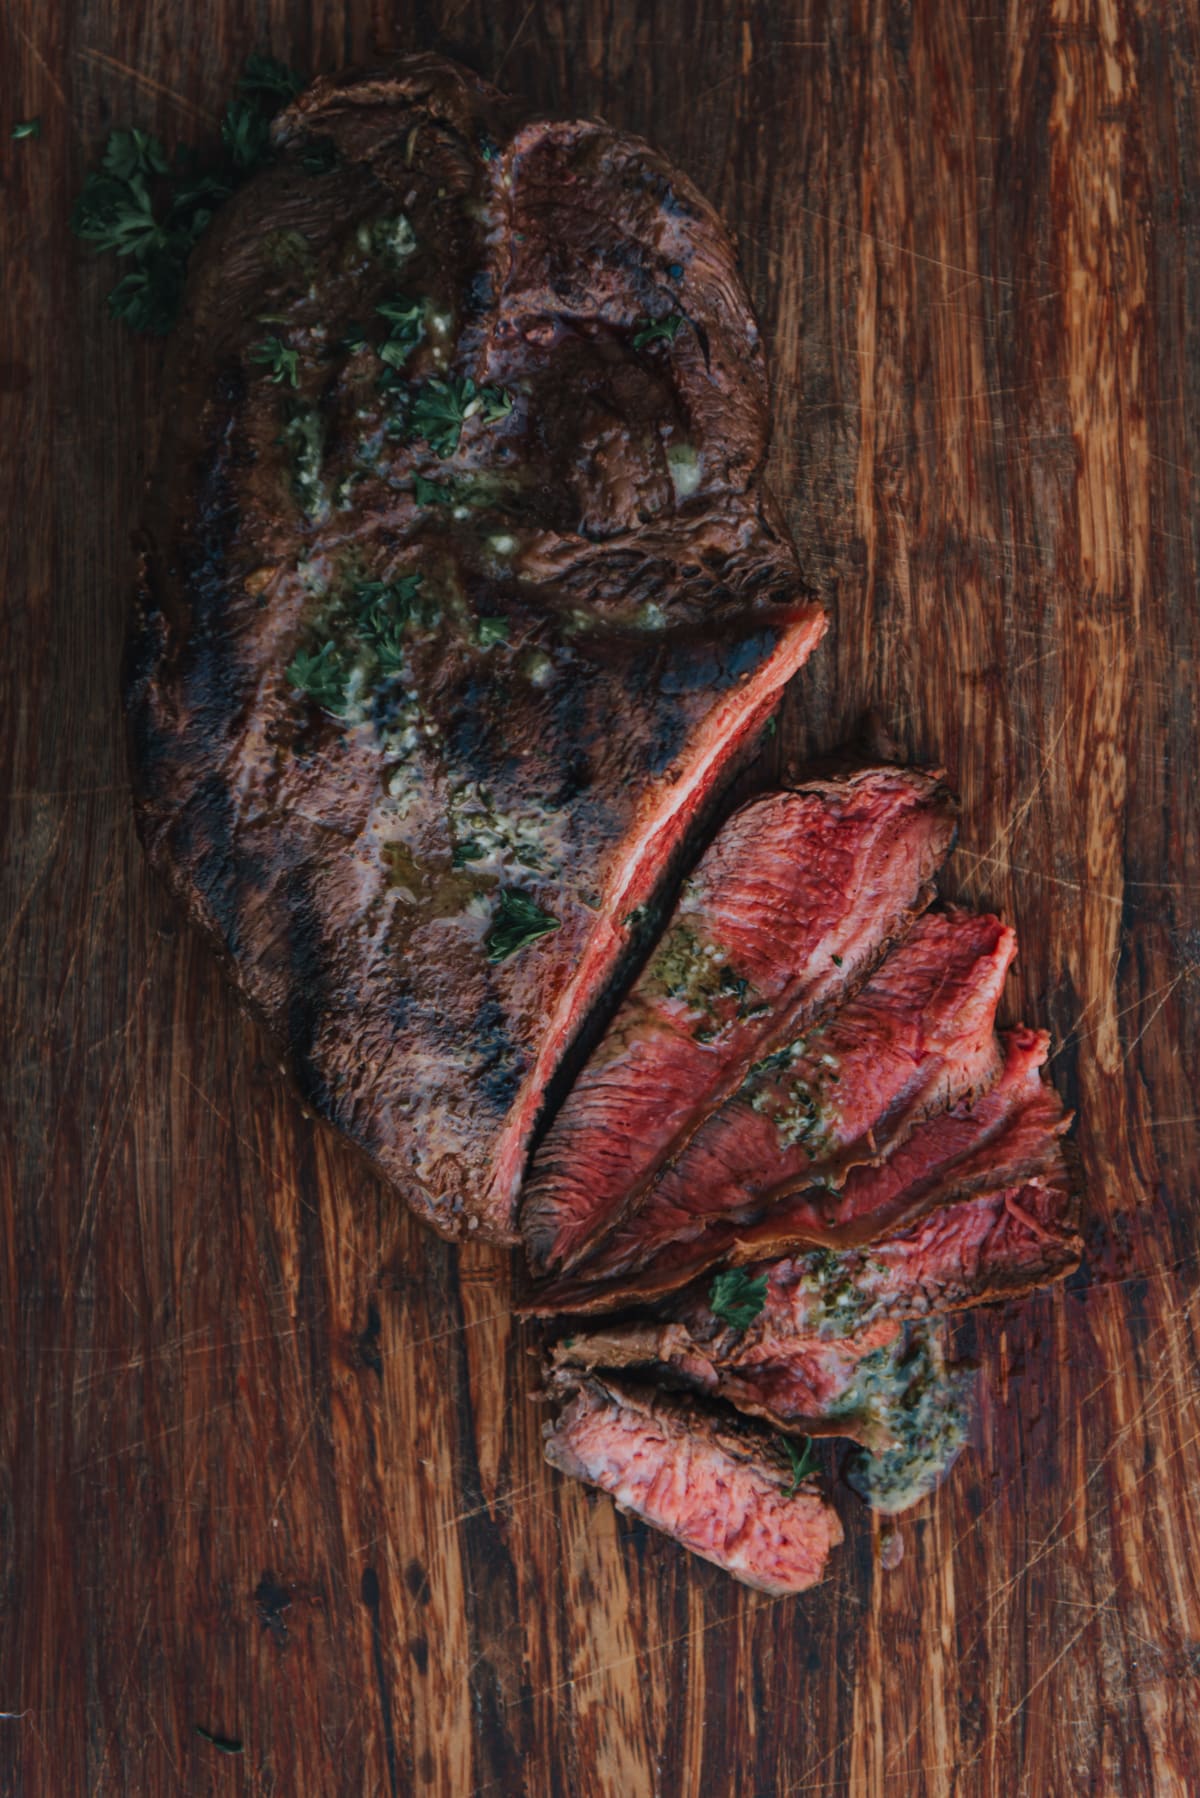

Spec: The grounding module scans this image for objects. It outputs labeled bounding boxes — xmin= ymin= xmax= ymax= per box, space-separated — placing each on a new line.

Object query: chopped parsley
xmin=249 ymin=335 xmax=299 ymax=387
xmin=708 ymin=1267 xmax=768 ymax=1331
xmin=71 ymin=53 xmax=304 ymax=337
xmin=12 ymin=118 xmax=41 ymax=141
xmin=408 ymin=376 xmax=513 ymax=457
xmin=352 ymin=573 xmax=433 ymax=671
xmin=780 ymin=1434 xmax=816 ymax=1497
xmin=412 ymin=472 xmax=453 ymax=507
xmin=632 ymin=312 xmax=684 ymax=349
xmin=287 ymin=640 xmax=347 ymax=712
xmin=376 ymin=297 xmax=425 ymax=378
xmin=477 ymin=616 xmax=509 ymax=648
xmin=484 ymin=889 xmax=560 ymax=963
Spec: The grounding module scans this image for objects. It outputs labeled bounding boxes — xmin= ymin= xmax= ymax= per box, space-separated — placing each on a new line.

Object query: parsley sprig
xmin=408 ymin=376 xmax=513 ymax=457
xmin=708 ymin=1267 xmax=768 ymax=1331
xmin=286 ymin=640 xmax=347 ymax=713
xmin=484 ymin=889 xmax=560 ymax=963
xmin=632 ymin=312 xmax=684 ymax=349
xmin=13 ymin=118 xmax=41 ymax=141
xmin=780 ymin=1435 xmax=816 ymax=1497
xmin=71 ymin=53 xmax=303 ymax=336
xmin=250 ymin=335 xmax=299 ymax=387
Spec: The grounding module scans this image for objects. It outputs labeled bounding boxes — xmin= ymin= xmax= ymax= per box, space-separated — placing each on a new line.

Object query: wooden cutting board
xmin=3 ymin=2 xmax=1199 ymax=1792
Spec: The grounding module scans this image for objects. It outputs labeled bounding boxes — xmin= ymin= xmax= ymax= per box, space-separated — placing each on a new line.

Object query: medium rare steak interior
xmin=122 ymin=52 xmax=1079 ymax=1594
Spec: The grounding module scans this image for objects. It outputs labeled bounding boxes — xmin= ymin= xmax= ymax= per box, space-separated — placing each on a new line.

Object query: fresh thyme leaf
xmin=780 ymin=1434 xmax=815 ymax=1497
xmin=249 ymin=335 xmax=299 ymax=387
xmin=709 ymin=1267 xmax=768 ymax=1331
xmin=477 ymin=616 xmax=509 ymax=648
xmin=237 ymin=53 xmax=303 ymax=106
xmin=287 ymin=640 xmax=346 ymax=711
xmin=340 ymin=327 xmax=367 ymax=352
xmin=484 ymin=889 xmax=560 ymax=963
xmin=12 ymin=118 xmax=41 ymax=141
xmin=632 ymin=312 xmax=684 ymax=350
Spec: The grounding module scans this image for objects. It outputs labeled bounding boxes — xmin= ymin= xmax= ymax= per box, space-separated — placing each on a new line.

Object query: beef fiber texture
xmin=126 ymin=54 xmax=824 ymax=1244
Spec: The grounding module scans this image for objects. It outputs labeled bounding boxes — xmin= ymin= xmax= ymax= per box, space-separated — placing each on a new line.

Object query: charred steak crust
xmin=126 ymin=55 xmax=825 ymax=1242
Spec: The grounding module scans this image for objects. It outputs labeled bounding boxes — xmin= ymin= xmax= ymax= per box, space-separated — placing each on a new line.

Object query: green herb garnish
xmin=413 ymin=472 xmax=453 ymax=507
xmin=709 ymin=1267 xmax=768 ymax=1331
xmin=484 ymin=889 xmax=560 ymax=963
xmin=376 ymin=297 xmax=425 ymax=374
xmin=71 ymin=54 xmax=303 ymax=337
xmin=287 ymin=640 xmax=346 ymax=712
xmin=236 ymin=52 xmax=303 ymax=106
xmin=353 ymin=573 xmax=429 ymax=670
xmin=250 ymin=335 xmax=299 ymax=387
xmin=632 ymin=312 xmax=684 ymax=349
xmin=452 ymin=840 xmax=487 ymax=867
xmin=194 ymin=1724 xmax=244 ymax=1756
xmin=477 ymin=616 xmax=509 ymax=648
xmin=12 ymin=118 xmax=41 ymax=141
xmin=780 ymin=1435 xmax=815 ymax=1497
xmin=408 ymin=376 xmax=513 ymax=457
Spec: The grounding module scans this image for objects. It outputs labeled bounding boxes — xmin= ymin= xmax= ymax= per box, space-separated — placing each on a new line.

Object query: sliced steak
xmin=530 ymin=1025 xmax=1070 ymax=1313
xmin=543 ymin=1371 xmax=843 ymax=1594
xmin=127 ymin=53 xmax=825 ymax=1243
xmin=550 ymin=1318 xmax=903 ymax=1443
xmin=563 ymin=906 xmax=1014 ymax=1285
xmin=522 ymin=766 xmax=957 ymax=1272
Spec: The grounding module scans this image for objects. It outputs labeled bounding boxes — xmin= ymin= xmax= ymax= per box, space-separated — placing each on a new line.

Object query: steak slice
xmin=522 ymin=766 xmax=957 ymax=1272
xmin=550 ymin=1318 xmax=904 ymax=1444
xmin=126 ymin=53 xmax=825 ymax=1243
xmin=542 ymin=1371 xmax=843 ymax=1594
xmin=529 ymin=1025 xmax=1070 ymax=1314
xmin=561 ymin=907 xmax=1014 ymax=1285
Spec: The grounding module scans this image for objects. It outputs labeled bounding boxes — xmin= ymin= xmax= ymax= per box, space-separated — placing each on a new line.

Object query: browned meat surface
xmin=126 ymin=54 xmax=824 ymax=1243
xmin=522 ymin=766 xmax=956 ymax=1271
xmin=550 ymin=1317 xmax=903 ymax=1442
xmin=542 ymin=1371 xmax=843 ymax=1594
xmin=563 ymin=906 xmax=1014 ymax=1285
xmin=529 ymin=1025 xmax=1070 ymax=1314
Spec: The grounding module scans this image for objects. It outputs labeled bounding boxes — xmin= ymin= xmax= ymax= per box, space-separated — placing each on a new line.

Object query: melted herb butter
xmin=447 ymin=780 xmax=562 ymax=879
xmin=358 ymin=212 xmax=417 ymax=265
xmin=835 ymin=1328 xmax=972 ymax=1515
xmin=666 ymin=440 xmax=701 ymax=501
xmin=779 ymin=1247 xmax=887 ymax=1340
xmin=260 ymin=228 xmax=312 ymax=272
xmin=278 ymin=404 xmax=327 ymax=518
xmin=650 ymin=925 xmax=753 ymax=1023
xmin=745 ymin=1038 xmax=839 ymax=1153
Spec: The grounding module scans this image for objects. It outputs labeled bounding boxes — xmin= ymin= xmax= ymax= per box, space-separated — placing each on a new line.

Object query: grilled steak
xmin=522 ymin=765 xmax=957 ymax=1271
xmin=533 ymin=1023 xmax=1069 ymax=1314
xmin=557 ymin=906 xmax=1014 ymax=1286
xmin=126 ymin=54 xmax=824 ymax=1242
xmin=542 ymin=1370 xmax=843 ymax=1593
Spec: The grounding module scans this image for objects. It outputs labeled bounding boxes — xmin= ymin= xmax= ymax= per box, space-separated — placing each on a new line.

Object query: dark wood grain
xmin=3 ymin=2 xmax=1199 ymax=1793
